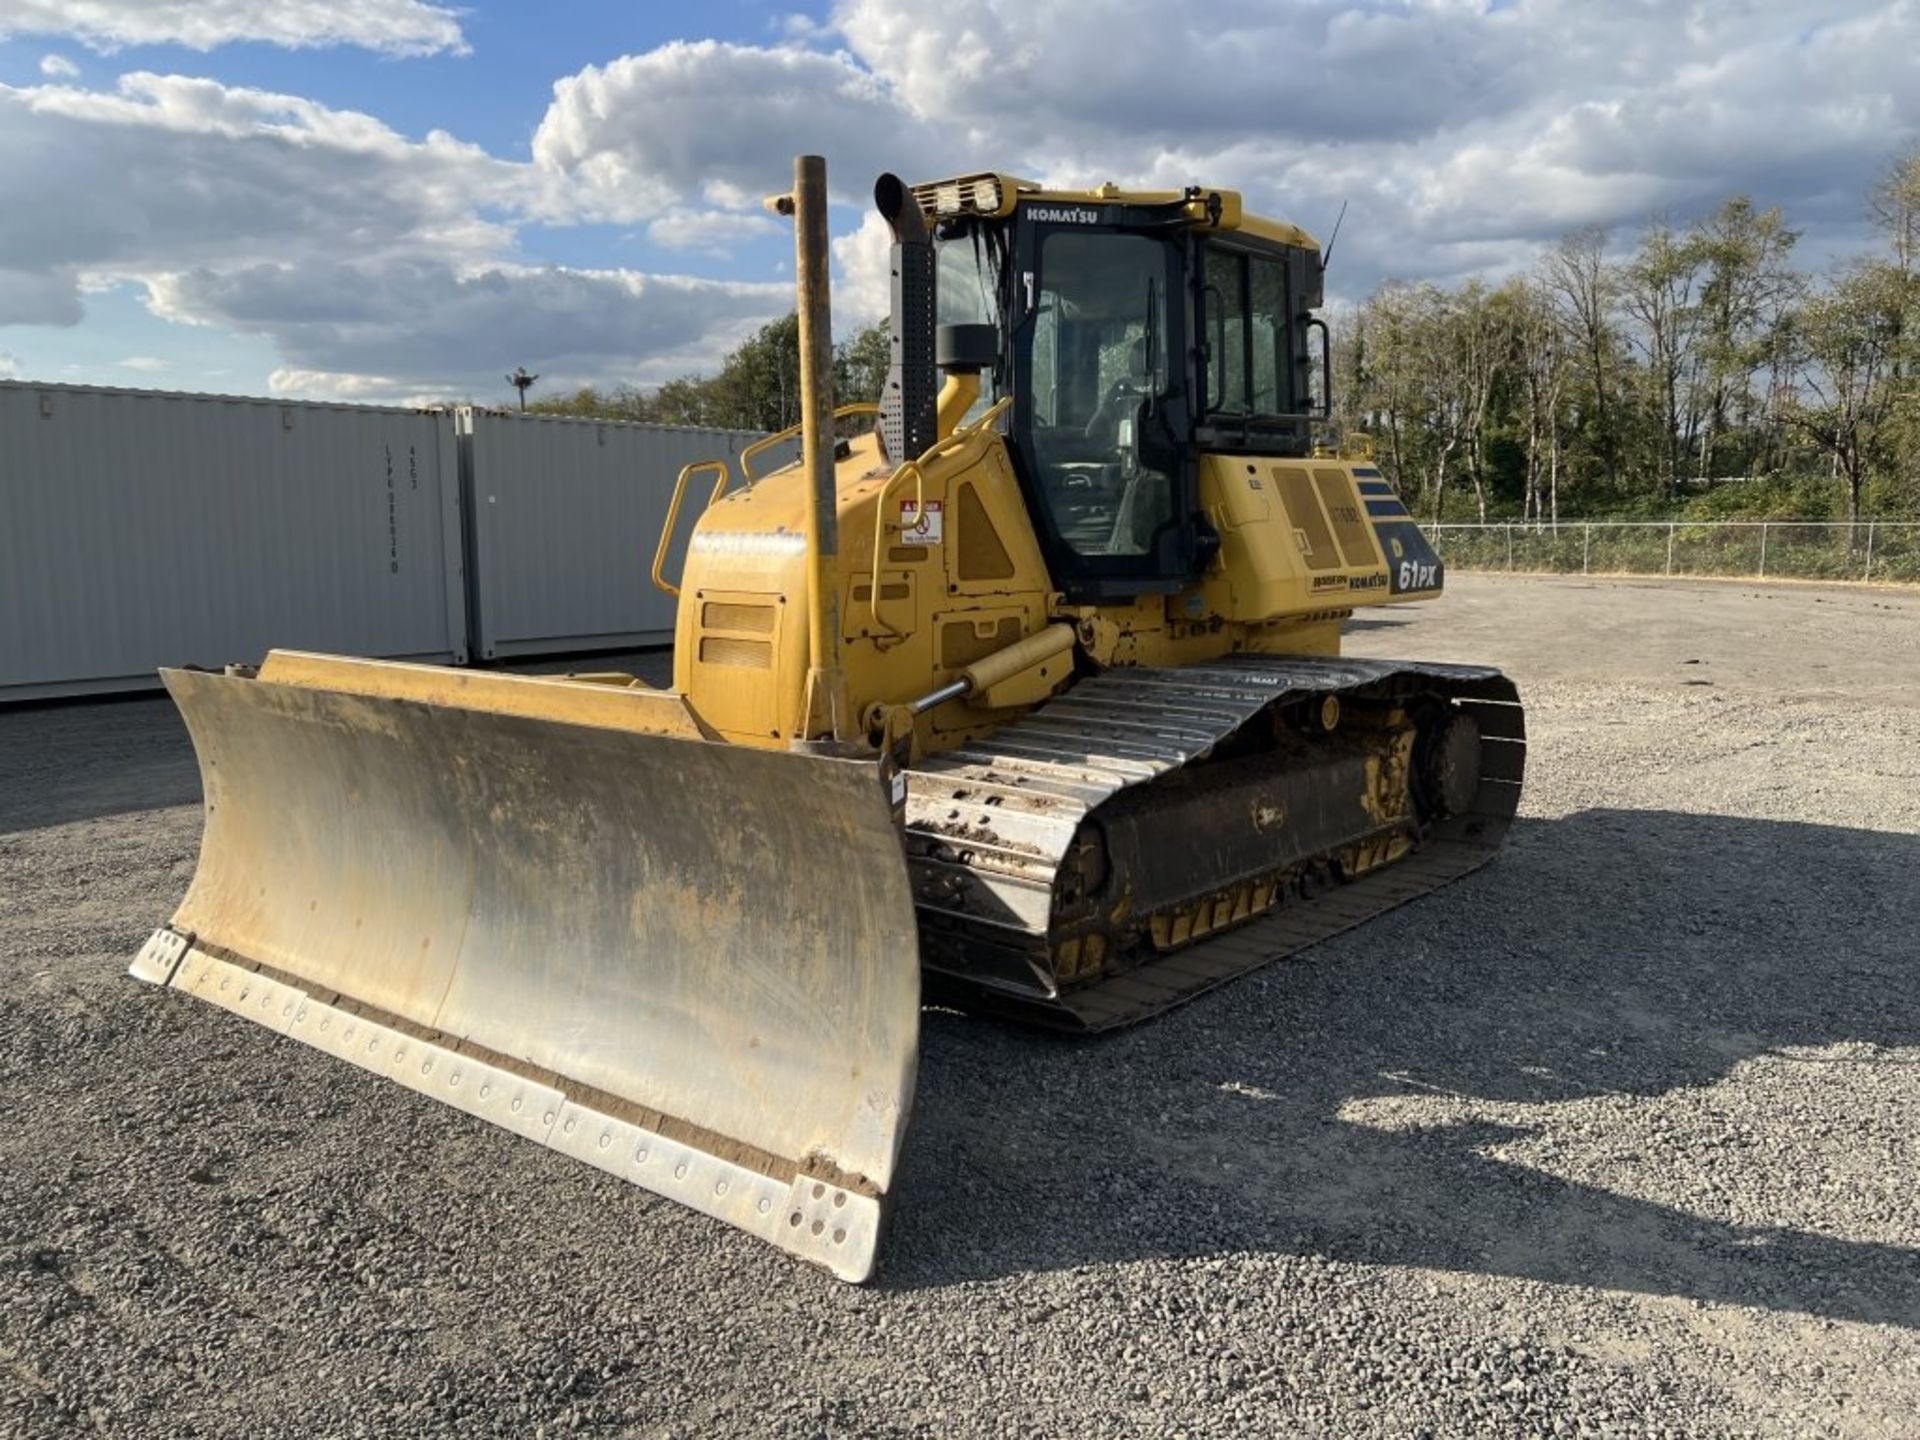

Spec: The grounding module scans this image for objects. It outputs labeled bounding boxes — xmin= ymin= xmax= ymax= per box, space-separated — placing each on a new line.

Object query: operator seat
xmin=1082 ymin=337 xmax=1150 ymax=449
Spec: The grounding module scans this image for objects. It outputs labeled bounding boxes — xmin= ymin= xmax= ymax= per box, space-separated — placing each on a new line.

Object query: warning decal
xmin=899 ymin=499 xmax=944 ymax=546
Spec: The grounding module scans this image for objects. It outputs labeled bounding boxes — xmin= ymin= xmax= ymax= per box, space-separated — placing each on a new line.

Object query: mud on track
xmin=4 ymin=574 xmax=1918 ymax=1438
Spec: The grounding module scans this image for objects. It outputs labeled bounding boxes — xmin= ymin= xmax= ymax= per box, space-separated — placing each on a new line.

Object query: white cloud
xmin=816 ymin=0 xmax=1920 ymax=292
xmin=153 ymin=261 xmax=791 ymax=401
xmin=531 ymin=41 xmax=954 ymax=223
xmin=0 ymin=71 xmax=793 ymax=398
xmin=780 ymin=13 xmax=830 ymax=40
xmin=265 ymin=368 xmax=422 ymax=402
xmin=647 ymin=208 xmax=781 ymax=255
xmin=0 ymin=70 xmax=542 ymax=358
xmin=829 ymin=211 xmax=892 ymax=327
xmin=116 ymin=355 xmax=167 ymax=371
xmin=833 ymin=0 xmax=1537 ymax=153
xmin=515 ymin=4 xmax=1919 ymax=303
xmin=0 ymin=73 xmax=527 ymax=290
xmin=0 ymin=0 xmax=466 ymax=55
xmin=38 ymin=52 xmax=77 ymax=77
xmin=0 ymin=352 xmax=19 ymax=378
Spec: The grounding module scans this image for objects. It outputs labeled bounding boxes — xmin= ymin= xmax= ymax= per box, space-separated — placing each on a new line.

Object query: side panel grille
xmin=1273 ymin=467 xmax=1339 ymax=571
xmin=700 ymin=601 xmax=776 ymax=634
xmin=698 ymin=636 xmax=772 ymax=669
xmin=1312 ymin=468 xmax=1377 ymax=568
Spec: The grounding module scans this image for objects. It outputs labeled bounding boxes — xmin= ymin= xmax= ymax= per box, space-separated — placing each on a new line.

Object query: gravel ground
xmin=3 ymin=574 xmax=1917 ymax=1439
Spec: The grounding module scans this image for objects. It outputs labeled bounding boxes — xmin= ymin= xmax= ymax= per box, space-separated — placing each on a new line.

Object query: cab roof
xmin=909 ymin=171 xmax=1319 ymax=253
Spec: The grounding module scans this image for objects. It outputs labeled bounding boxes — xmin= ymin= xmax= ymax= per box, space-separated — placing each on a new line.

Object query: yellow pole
xmin=791 ymin=154 xmax=851 ymax=743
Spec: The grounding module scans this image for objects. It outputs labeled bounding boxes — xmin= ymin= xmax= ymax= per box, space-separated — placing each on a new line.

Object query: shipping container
xmin=458 ymin=409 xmax=782 ymax=660
xmin=0 ymin=382 xmax=467 ymax=702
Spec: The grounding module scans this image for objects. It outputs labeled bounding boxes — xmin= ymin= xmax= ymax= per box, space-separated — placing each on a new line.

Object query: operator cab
xmin=919 ymin=173 xmax=1327 ymax=602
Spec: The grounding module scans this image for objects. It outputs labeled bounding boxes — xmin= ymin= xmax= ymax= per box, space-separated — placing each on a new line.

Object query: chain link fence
xmin=1426 ymin=521 xmax=1920 ymax=585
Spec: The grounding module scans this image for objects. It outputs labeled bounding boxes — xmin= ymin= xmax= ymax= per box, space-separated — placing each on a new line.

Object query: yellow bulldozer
xmin=131 ymin=157 xmax=1523 ymax=1281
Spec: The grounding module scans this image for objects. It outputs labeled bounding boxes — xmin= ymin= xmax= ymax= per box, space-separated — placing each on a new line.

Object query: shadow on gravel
xmin=0 ymin=697 xmax=199 ymax=832
xmin=887 ymin=808 xmax=1920 ymax=1327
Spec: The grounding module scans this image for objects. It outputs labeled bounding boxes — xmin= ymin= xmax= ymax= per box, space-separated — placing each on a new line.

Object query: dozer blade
xmin=131 ymin=659 xmax=919 ymax=1281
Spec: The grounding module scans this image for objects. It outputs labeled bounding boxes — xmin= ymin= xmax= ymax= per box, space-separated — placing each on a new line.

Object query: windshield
xmin=1022 ymin=229 xmax=1180 ymax=558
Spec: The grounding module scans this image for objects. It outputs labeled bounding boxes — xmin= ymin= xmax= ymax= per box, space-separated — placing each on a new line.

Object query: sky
xmin=0 ymin=0 xmax=1915 ymax=408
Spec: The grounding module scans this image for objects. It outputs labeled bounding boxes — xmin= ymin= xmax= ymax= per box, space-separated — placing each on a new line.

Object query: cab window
xmin=1203 ymin=246 xmax=1294 ymax=418
xmin=935 ymin=225 xmax=1005 ymax=426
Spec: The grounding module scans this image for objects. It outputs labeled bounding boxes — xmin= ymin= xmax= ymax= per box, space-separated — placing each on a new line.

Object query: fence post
xmin=1864 ymin=521 xmax=1876 ymax=581
xmin=1506 ymin=523 xmax=1514 ymax=571
xmin=1582 ymin=524 xmax=1591 ymax=575
xmin=1758 ymin=522 xmax=1768 ymax=579
xmin=1666 ymin=522 xmax=1675 ymax=576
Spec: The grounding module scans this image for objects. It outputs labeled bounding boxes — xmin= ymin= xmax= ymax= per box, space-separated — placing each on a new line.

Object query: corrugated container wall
xmin=0 ymin=382 xmax=467 ymax=701
xmin=458 ymin=409 xmax=784 ymax=659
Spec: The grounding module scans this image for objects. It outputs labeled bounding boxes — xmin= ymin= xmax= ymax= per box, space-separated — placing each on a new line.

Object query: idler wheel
xmin=1425 ymin=711 xmax=1482 ymax=818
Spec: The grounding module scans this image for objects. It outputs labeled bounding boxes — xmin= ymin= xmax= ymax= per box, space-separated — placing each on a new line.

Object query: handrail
xmin=651 ymin=459 xmax=733 ymax=597
xmin=1304 ymin=316 xmax=1332 ymax=419
xmin=739 ymin=402 xmax=881 ymax=486
xmin=865 ymin=397 xmax=1013 ymax=640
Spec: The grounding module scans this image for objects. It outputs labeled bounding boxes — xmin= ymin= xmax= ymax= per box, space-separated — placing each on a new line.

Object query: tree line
xmin=529 ymin=314 xmax=890 ymax=434
xmin=1338 ymin=151 xmax=1920 ymax=523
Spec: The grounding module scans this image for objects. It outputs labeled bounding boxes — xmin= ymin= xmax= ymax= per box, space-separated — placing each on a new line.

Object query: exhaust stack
xmin=874 ymin=173 xmax=937 ymax=464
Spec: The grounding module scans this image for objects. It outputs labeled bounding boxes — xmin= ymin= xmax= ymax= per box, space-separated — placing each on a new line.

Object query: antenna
xmin=1322 ymin=201 xmax=1349 ymax=269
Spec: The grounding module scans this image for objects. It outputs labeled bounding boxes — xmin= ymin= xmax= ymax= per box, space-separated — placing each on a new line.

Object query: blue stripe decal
xmin=1353 ymin=467 xmax=1383 ymax=478
xmin=1357 ymin=481 xmax=1395 ymax=496
xmin=1366 ymin=499 xmax=1410 ymax=517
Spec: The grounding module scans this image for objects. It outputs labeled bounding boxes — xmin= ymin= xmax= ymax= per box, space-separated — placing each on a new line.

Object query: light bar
xmin=908 ymin=172 xmax=1030 ymax=220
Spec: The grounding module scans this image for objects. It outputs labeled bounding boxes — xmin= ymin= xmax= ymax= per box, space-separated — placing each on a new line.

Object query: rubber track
xmin=902 ymin=655 xmax=1525 ymax=1031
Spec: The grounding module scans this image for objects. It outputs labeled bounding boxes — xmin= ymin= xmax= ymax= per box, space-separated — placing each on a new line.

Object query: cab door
xmin=1007 ymin=212 xmax=1206 ymax=602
